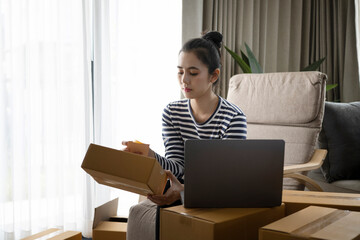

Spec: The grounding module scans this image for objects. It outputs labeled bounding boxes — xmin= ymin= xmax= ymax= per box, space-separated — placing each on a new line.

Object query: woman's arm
xmin=222 ymin=113 xmax=247 ymax=139
xmin=122 ymin=105 xmax=185 ymax=178
xmin=153 ymin=106 xmax=185 ymax=178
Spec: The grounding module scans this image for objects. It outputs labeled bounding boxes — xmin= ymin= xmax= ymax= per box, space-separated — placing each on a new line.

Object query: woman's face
xmin=177 ymin=51 xmax=217 ymax=99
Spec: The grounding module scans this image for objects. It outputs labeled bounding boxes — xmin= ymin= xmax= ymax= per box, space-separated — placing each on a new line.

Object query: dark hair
xmin=180 ymin=31 xmax=223 ymax=84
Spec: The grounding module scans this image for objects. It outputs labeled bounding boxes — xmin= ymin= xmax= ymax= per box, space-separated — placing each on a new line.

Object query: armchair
xmin=227 ymin=71 xmax=328 ymax=191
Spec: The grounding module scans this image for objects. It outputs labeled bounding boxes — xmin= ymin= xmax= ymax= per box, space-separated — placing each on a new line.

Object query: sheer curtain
xmin=1 ymin=0 xmax=182 ymax=239
xmin=91 ymin=0 xmax=182 ymax=217
xmin=0 ymin=0 xmax=90 ymax=239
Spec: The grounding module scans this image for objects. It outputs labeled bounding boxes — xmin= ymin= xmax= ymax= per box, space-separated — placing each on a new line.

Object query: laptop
xmin=183 ymin=139 xmax=285 ymax=208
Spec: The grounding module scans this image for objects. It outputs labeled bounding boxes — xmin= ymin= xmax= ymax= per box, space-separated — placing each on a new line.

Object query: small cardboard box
xmin=160 ymin=204 xmax=285 ymax=240
xmin=21 ymin=228 xmax=81 ymax=240
xmin=93 ymin=222 xmax=127 ymax=240
xmin=82 ymin=143 xmax=167 ymax=196
xmin=259 ymin=206 xmax=360 ymax=240
xmin=283 ymin=190 xmax=360 ymax=215
xmin=92 ymin=198 xmax=127 ymax=240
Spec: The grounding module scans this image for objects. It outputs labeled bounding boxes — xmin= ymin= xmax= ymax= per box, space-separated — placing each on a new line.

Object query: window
xmin=0 ymin=0 xmax=182 ymax=238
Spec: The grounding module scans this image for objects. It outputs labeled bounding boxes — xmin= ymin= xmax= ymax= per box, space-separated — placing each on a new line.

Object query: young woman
xmin=123 ymin=31 xmax=247 ymax=240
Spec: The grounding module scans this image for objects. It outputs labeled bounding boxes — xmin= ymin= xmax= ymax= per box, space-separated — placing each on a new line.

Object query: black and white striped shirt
xmin=154 ymin=96 xmax=247 ymax=178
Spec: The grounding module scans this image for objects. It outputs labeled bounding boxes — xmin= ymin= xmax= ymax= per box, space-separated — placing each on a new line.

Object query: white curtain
xmin=91 ymin=0 xmax=182 ymax=218
xmin=0 ymin=0 xmax=90 ymax=239
xmin=0 ymin=0 xmax=182 ymax=239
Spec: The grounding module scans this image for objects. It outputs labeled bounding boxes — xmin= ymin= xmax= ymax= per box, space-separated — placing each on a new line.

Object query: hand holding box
xmin=126 ymin=140 xmax=150 ymax=156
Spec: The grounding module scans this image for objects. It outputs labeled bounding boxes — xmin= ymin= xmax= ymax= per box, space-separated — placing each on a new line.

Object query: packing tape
xmin=291 ymin=209 xmax=350 ymax=238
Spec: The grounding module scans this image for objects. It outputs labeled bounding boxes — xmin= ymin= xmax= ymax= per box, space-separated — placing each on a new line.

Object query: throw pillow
xmin=318 ymin=101 xmax=360 ymax=183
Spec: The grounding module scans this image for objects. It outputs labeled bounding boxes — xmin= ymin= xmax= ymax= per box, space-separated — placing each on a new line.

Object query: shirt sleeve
xmin=222 ymin=113 xmax=247 ymax=139
xmin=154 ymin=105 xmax=185 ymax=178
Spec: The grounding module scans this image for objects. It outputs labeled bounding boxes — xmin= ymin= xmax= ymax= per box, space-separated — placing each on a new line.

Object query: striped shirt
xmin=154 ymin=96 xmax=247 ymax=178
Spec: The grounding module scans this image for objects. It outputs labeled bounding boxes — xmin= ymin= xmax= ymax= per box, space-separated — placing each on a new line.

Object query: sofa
xmin=307 ymin=101 xmax=360 ymax=193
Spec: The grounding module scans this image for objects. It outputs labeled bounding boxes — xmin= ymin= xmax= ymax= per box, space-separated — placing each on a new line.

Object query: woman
xmin=123 ymin=31 xmax=247 ymax=240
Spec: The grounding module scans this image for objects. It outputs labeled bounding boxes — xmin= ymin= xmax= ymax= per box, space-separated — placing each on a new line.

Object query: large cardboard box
xmin=92 ymin=198 xmax=127 ymax=240
xmin=283 ymin=190 xmax=360 ymax=215
xmin=160 ymin=204 xmax=285 ymax=240
xmin=259 ymin=206 xmax=360 ymax=240
xmin=82 ymin=143 xmax=167 ymax=196
xmin=21 ymin=228 xmax=81 ymax=240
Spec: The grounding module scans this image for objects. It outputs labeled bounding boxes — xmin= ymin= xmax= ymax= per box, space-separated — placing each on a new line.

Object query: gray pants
xmin=126 ymin=199 xmax=158 ymax=240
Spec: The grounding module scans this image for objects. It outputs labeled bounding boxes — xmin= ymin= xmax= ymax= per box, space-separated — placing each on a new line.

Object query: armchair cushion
xmin=318 ymin=101 xmax=360 ymax=182
xmin=227 ymin=72 xmax=326 ymax=126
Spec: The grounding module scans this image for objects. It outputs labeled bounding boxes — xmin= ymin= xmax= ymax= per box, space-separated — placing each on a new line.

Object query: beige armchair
xmin=227 ymin=71 xmax=328 ymax=191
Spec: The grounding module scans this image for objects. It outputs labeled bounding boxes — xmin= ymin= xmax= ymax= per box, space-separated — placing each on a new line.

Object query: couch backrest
xmin=227 ymin=72 xmax=327 ymax=190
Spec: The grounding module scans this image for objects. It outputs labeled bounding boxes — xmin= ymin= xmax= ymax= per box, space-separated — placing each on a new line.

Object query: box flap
xmin=93 ymin=198 xmax=118 ymax=229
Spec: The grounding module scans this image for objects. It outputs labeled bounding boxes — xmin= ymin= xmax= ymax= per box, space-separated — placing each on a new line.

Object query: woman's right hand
xmin=122 ymin=141 xmax=155 ymax=158
xmin=121 ymin=141 xmax=133 ymax=153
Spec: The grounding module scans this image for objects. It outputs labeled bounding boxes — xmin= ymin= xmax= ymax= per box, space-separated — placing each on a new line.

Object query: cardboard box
xmin=21 ymin=228 xmax=81 ymax=240
xmin=283 ymin=190 xmax=360 ymax=215
xmin=82 ymin=143 xmax=167 ymax=196
xmin=160 ymin=204 xmax=285 ymax=240
xmin=259 ymin=206 xmax=360 ymax=240
xmin=93 ymin=221 xmax=127 ymax=240
xmin=92 ymin=198 xmax=127 ymax=240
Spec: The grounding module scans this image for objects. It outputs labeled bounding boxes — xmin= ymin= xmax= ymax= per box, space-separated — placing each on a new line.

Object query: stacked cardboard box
xmin=260 ymin=206 xmax=360 ymax=240
xmin=160 ymin=204 xmax=285 ymax=240
xmin=282 ymin=190 xmax=360 ymax=215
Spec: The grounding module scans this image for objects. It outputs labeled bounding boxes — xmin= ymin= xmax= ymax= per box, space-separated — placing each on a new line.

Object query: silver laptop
xmin=184 ymin=139 xmax=285 ymax=208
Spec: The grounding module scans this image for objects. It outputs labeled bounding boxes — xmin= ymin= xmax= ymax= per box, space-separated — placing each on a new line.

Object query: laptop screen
xmin=184 ymin=139 xmax=285 ymax=208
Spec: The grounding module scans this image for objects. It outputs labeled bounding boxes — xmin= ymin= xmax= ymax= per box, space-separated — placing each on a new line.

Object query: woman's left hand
xmin=147 ymin=170 xmax=184 ymax=206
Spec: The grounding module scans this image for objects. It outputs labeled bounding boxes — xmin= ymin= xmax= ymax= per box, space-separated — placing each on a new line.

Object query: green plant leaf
xmin=326 ymin=83 xmax=338 ymax=91
xmin=301 ymin=57 xmax=326 ymax=71
xmin=224 ymin=46 xmax=252 ymax=73
xmin=245 ymin=43 xmax=263 ymax=73
xmin=240 ymin=50 xmax=250 ymax=67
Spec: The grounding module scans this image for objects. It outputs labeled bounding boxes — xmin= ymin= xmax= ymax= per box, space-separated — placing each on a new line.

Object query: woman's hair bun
xmin=202 ymin=31 xmax=223 ymax=49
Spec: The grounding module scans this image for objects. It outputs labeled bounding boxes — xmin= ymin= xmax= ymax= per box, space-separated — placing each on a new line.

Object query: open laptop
xmin=183 ymin=139 xmax=285 ymax=208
